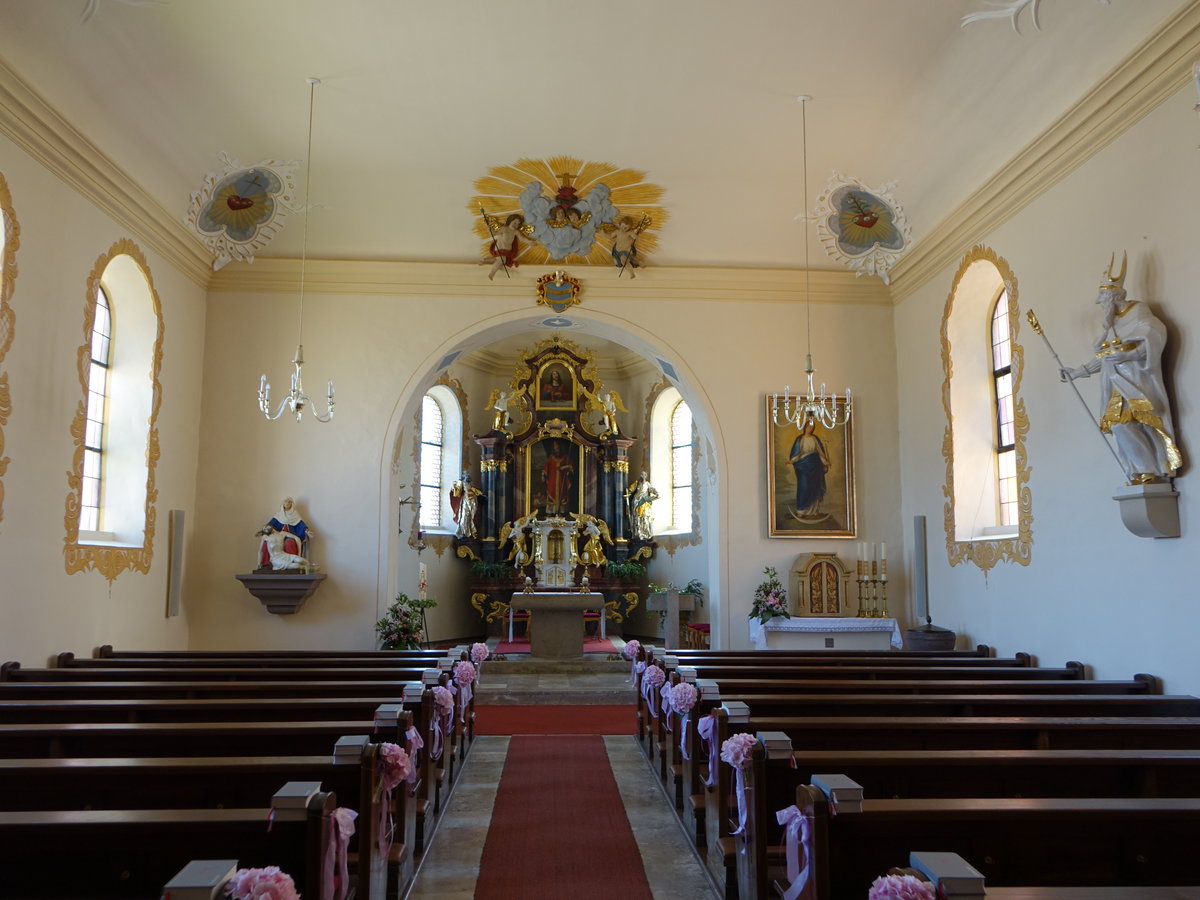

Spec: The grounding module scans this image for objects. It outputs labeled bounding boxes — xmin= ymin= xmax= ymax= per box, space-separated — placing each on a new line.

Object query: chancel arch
xmin=941 ymin=246 xmax=1033 ymax=572
xmin=377 ymin=310 xmax=726 ymax=647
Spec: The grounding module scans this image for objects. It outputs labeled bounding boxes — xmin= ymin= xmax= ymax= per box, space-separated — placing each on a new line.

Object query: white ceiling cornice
xmin=207 ymin=257 xmax=893 ymax=305
xmin=889 ymin=1 xmax=1200 ymax=302
xmin=0 ymin=55 xmax=214 ymax=289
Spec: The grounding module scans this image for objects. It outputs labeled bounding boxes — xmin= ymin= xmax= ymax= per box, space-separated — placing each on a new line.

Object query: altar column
xmin=477 ymin=434 xmax=512 ymax=562
xmin=599 ymin=437 xmax=635 ymax=548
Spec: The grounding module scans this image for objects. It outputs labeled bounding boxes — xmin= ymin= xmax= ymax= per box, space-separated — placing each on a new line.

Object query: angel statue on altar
xmin=581 ymin=386 xmax=626 ymax=438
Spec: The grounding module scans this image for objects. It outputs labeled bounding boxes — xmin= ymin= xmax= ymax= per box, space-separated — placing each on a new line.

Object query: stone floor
xmin=405 ymin=652 xmax=720 ymax=899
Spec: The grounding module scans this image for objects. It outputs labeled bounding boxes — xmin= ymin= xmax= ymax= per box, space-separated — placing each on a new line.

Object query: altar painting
xmin=524 ymin=437 xmax=585 ymax=518
xmin=766 ymin=396 xmax=856 ymax=538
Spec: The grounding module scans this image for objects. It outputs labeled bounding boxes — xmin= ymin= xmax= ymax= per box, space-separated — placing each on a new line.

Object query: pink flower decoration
xmin=670 ymin=681 xmax=698 ymax=714
xmin=225 ymin=867 xmax=300 ymax=900
xmin=470 ymin=642 xmax=489 ymax=664
xmin=868 ymin=874 xmax=936 ymax=900
xmin=453 ymin=660 xmax=477 ymax=686
xmin=378 ymin=741 xmax=412 ymax=791
xmin=432 ymin=685 xmax=454 ymax=715
xmin=623 ymin=639 xmax=641 ymax=660
xmin=720 ymin=732 xmax=758 ymax=770
xmin=642 ymin=665 xmax=665 ymax=688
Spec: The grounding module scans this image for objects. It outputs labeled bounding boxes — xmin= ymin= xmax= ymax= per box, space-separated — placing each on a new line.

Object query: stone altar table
xmin=749 ymin=616 xmax=902 ymax=651
xmin=513 ymin=592 xmax=606 ymax=659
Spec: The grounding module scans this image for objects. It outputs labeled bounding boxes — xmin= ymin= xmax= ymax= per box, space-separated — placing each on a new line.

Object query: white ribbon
xmin=731 ymin=766 xmax=749 ymax=837
xmin=660 ymin=681 xmax=675 ymax=732
xmin=457 ymin=680 xmax=473 ymax=724
xmin=322 ymin=806 xmax=358 ymax=900
xmin=405 ymin=725 xmax=424 ymax=786
xmin=680 ymin=712 xmax=691 ymax=760
xmin=697 ymin=713 xmax=718 ymax=787
xmin=776 ymin=805 xmax=814 ymax=900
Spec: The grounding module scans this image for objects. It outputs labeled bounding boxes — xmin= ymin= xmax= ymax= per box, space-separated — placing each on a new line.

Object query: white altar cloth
xmin=748 ymin=616 xmax=902 ymax=650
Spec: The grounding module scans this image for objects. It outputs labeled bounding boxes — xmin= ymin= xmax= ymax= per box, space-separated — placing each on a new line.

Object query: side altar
xmin=455 ymin=338 xmax=655 ymax=635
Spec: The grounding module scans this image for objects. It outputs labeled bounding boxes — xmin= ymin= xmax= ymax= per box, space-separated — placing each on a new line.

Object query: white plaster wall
xmin=187 ymin=283 xmax=901 ymax=651
xmin=0 ymin=134 xmax=206 ymax=665
xmin=894 ymin=83 xmax=1200 ymax=694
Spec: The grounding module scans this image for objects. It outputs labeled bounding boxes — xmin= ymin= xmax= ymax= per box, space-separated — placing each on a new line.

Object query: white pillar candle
xmin=881 ymin=542 xmax=887 ymax=562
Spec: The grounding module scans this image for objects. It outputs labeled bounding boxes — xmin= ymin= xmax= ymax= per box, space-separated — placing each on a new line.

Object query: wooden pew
xmin=0 ymin=745 xmax=413 ymax=900
xmin=781 ymin=780 xmax=1200 ymax=898
xmin=0 ymin=787 xmax=337 ymax=899
xmin=60 ymin=651 xmax=443 ymax=669
xmin=2 ymin=661 xmax=431 ymax=682
xmin=94 ymin=643 xmax=449 ymax=661
xmin=666 ymin=644 xmax=996 ymax=659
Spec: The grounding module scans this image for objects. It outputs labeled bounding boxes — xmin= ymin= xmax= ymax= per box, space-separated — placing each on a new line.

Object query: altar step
xmin=476 ymin=658 xmax=634 ymax=705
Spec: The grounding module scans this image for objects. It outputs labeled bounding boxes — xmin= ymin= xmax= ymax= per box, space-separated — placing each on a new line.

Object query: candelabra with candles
xmin=855 ymin=541 xmax=889 ymax=618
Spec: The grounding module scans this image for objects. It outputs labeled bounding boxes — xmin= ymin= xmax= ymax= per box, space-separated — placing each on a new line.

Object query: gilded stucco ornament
xmin=941 ymin=246 xmax=1033 ymax=572
xmin=64 ymin=240 xmax=163 ymax=582
xmin=185 ymin=153 xmax=300 ymax=270
xmin=0 ymin=173 xmax=18 ymax=525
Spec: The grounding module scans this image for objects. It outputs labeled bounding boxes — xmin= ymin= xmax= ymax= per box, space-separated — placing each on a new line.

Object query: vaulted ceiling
xmin=0 ymin=0 xmax=1187 ymax=275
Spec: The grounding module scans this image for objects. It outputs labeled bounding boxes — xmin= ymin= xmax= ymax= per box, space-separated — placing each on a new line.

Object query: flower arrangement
xmin=642 ymin=664 xmax=665 ymax=690
xmin=868 ymin=874 xmax=936 ymax=900
xmin=375 ymin=592 xmax=437 ymax=650
xmin=470 ymin=642 xmax=489 ymax=665
xmin=453 ymin=659 xmax=477 ymax=686
xmin=378 ymin=741 xmax=412 ymax=792
xmin=225 ymin=866 xmax=300 ymax=900
xmin=431 ymin=685 xmax=454 ymax=716
xmin=720 ymin=732 xmax=758 ymax=770
xmin=749 ymin=566 xmax=790 ymax=624
xmin=623 ymin=639 xmax=641 ymax=660
xmin=670 ymin=681 xmax=698 ymax=715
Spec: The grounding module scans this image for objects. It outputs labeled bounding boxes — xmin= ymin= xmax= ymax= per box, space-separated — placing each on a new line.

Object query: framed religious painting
xmin=765 ymin=396 xmax=856 ymax=538
xmin=535 ymin=361 xmax=576 ymax=412
xmin=524 ymin=437 xmax=585 ymax=518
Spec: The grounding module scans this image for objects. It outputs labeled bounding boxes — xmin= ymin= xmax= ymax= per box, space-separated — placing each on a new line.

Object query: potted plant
xmin=375 ymin=592 xmax=438 ymax=650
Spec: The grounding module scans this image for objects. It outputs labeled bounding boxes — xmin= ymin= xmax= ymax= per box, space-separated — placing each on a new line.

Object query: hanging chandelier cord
xmin=296 ymin=77 xmax=318 ymax=350
xmin=801 ymin=96 xmax=812 ymax=368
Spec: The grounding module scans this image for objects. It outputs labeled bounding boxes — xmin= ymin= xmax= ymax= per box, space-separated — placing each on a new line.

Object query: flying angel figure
xmin=579 ymin=387 xmax=627 ymax=438
xmin=598 ymin=214 xmax=652 ymax=277
xmin=486 ymin=388 xmax=525 ymax=434
xmin=499 ymin=510 xmax=540 ymax=569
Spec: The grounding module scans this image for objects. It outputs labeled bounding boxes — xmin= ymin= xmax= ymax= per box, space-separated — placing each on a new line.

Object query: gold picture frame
xmin=766 ymin=396 xmax=856 ymax=538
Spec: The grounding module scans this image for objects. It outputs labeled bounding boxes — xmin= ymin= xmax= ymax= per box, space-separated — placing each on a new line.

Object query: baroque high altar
xmin=457 ymin=338 xmax=655 ymax=632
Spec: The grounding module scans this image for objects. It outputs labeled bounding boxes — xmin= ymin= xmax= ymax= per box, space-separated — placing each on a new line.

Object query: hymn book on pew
xmin=909 ymin=851 xmax=985 ymax=896
xmin=757 ymin=730 xmax=794 ymax=760
xmin=333 ymin=733 xmax=369 ymax=763
xmin=271 ymin=780 xmax=322 ymax=820
xmin=721 ymin=700 xmax=750 ymax=723
xmin=810 ymin=773 xmax=864 ymax=813
xmin=161 ymin=859 xmax=238 ymax=900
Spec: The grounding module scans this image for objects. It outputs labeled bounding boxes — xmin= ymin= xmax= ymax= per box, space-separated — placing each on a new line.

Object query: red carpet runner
xmin=473 ymin=735 xmax=653 ymax=898
xmin=474 ymin=704 xmax=634 ymax=735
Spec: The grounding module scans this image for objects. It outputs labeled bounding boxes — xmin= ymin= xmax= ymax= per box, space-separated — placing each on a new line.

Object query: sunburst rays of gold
xmin=471 ymin=156 xmax=666 ymax=268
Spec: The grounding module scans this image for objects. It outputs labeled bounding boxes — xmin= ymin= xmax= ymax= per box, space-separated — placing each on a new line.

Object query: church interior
xmin=2 ymin=2 xmax=1200 ymax=894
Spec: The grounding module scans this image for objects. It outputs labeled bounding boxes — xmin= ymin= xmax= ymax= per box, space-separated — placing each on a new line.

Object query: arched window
xmin=941 ymin=246 xmax=1032 ymax=571
xmin=669 ymin=398 xmax=694 ymax=531
xmin=991 ymin=289 xmax=1017 ymax=528
xmin=79 ymin=285 xmax=112 ymax=532
xmin=417 ymin=385 xmax=463 ymax=532
xmin=65 ymin=240 xmax=164 ymax=582
xmin=419 ymin=393 xmax=445 ymax=529
xmin=648 ymin=386 xmax=698 ymax=536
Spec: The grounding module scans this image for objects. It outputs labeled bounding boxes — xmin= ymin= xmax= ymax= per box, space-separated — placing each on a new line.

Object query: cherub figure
xmin=580 ymin=386 xmax=627 ymax=437
xmin=480 ymin=209 xmax=533 ymax=280
xmin=599 ymin=214 xmax=651 ymax=278
xmin=486 ymin=389 xmax=516 ymax=434
xmin=499 ymin=510 xmax=540 ymax=570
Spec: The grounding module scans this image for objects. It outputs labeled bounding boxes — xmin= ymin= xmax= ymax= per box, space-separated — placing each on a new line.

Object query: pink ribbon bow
xmin=775 ymin=805 xmax=814 ymax=900
xmin=697 ymin=713 xmax=718 ymax=787
xmin=322 ymin=806 xmax=358 ymax=900
xmin=405 ymin=725 xmax=424 ymax=785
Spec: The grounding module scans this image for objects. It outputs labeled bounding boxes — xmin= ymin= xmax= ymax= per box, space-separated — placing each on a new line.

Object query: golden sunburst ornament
xmin=472 ymin=156 xmax=666 ymax=272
